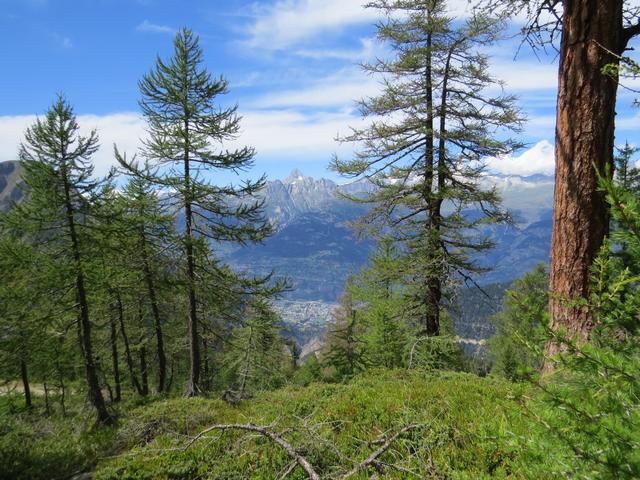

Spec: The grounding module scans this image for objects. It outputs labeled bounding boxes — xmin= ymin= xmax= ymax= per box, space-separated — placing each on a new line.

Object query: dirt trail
xmin=0 ymin=382 xmax=47 ymax=396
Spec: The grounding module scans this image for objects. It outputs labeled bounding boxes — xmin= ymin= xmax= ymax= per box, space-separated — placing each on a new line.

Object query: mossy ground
xmin=0 ymin=370 xmax=569 ymax=479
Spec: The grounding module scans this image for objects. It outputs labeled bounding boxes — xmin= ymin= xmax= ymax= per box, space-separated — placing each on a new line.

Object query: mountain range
xmin=223 ymin=168 xmax=554 ymax=298
xmin=224 ymin=169 xmax=554 ymax=348
xmin=0 ymin=160 xmax=554 ymax=347
xmin=0 ymin=161 xmax=23 ymax=212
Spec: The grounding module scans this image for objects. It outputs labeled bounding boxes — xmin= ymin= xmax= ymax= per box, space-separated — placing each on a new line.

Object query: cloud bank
xmin=486 ymin=140 xmax=555 ymax=176
xmin=0 ymin=113 xmax=563 ymax=178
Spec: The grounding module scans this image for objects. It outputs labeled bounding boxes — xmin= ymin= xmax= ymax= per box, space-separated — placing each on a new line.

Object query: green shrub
xmin=0 ymin=412 xmax=115 ymax=480
xmin=95 ymin=370 xmax=550 ymax=479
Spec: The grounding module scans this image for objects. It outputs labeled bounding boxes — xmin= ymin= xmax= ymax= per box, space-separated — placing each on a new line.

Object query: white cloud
xmin=0 ymin=108 xmax=359 ymax=175
xmin=78 ymin=113 xmax=147 ymax=173
xmin=294 ymin=36 xmax=378 ymax=61
xmin=617 ymin=112 xmax=640 ymax=131
xmin=486 ymin=140 xmax=555 ymax=176
xmin=0 ymin=113 xmax=560 ymax=179
xmin=249 ymin=68 xmax=380 ymax=109
xmin=241 ymin=0 xmax=491 ymax=51
xmin=136 ymin=20 xmax=176 ymax=35
xmin=52 ymin=33 xmax=73 ymax=49
xmin=0 ymin=113 xmax=146 ymax=178
xmin=526 ymin=114 xmax=557 ymax=136
xmin=244 ymin=0 xmax=378 ymax=50
xmin=491 ymin=59 xmax=558 ymax=91
xmin=238 ymin=108 xmax=360 ymax=156
xmin=0 ymin=115 xmax=33 ymax=162
xmin=444 ymin=0 xmax=477 ymax=17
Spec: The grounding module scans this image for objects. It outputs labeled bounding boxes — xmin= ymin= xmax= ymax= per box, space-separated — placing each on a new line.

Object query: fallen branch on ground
xmin=186 ymin=421 xmax=422 ymax=479
xmin=341 ymin=423 xmax=419 ymax=479
xmin=184 ymin=422 xmax=321 ymax=480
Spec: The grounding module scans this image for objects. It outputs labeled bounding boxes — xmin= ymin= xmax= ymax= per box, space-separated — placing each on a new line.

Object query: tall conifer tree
xmin=4 ymin=96 xmax=112 ymax=424
xmin=479 ymin=0 xmax=640 ymax=366
xmin=117 ymin=28 xmax=271 ymax=396
xmin=332 ymin=0 xmax=522 ymax=336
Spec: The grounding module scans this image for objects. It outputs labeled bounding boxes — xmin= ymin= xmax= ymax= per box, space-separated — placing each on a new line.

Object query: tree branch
xmin=184 ymin=423 xmax=321 ymax=480
xmin=185 ymin=422 xmax=421 ymax=479
xmin=341 ymin=423 xmax=419 ymax=479
xmin=622 ymin=21 xmax=640 ymax=52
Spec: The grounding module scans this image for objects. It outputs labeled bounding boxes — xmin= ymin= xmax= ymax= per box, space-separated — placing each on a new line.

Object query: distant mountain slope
xmin=0 ymin=161 xmax=24 ymax=212
xmin=220 ymin=169 xmax=553 ymax=347
xmin=223 ymin=169 xmax=553 ymax=302
xmin=219 ymin=170 xmax=374 ymax=302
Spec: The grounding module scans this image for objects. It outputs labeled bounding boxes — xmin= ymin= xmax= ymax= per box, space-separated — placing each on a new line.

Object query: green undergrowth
xmin=1 ymin=371 xmax=574 ymax=479
xmin=94 ymin=370 xmax=560 ymax=479
xmin=0 ymin=403 xmax=116 ymax=480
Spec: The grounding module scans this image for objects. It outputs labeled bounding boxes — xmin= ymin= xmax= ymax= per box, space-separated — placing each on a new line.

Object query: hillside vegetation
xmin=2 ymin=1 xmax=640 ymax=479
xmin=2 ymin=370 xmax=574 ymax=480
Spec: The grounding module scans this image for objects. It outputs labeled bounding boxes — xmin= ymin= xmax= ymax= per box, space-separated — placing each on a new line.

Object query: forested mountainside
xmin=0 ymin=161 xmax=23 ymax=212
xmin=223 ymin=169 xmax=554 ymax=302
xmin=3 ymin=0 xmax=640 ymax=476
xmin=0 ymin=159 xmax=550 ymax=342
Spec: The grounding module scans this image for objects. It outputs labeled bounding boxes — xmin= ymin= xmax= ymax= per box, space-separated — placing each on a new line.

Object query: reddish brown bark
xmin=547 ymin=0 xmax=624 ymax=364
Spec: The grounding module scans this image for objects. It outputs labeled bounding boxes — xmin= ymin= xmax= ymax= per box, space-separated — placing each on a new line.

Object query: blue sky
xmin=0 ymin=0 xmax=638 ymax=182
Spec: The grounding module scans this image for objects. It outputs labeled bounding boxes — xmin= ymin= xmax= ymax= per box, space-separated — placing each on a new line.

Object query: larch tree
xmin=487 ymin=263 xmax=549 ymax=381
xmin=3 ymin=96 xmax=112 ymax=424
xmin=323 ymin=288 xmax=369 ymax=380
xmin=332 ymin=0 xmax=523 ymax=336
xmin=117 ymin=28 xmax=272 ymax=396
xmin=350 ymin=238 xmax=407 ymax=369
xmin=479 ymin=0 xmax=640 ymax=363
xmin=222 ymin=298 xmax=288 ymax=401
xmin=118 ymin=177 xmax=176 ymax=393
xmin=0 ymin=238 xmax=42 ymax=409
xmin=615 ymin=142 xmax=640 ymax=194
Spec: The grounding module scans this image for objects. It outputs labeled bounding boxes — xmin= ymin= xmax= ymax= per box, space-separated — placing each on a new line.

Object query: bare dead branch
xmin=341 ymin=423 xmax=419 ymax=479
xmin=278 ymin=461 xmax=298 ymax=480
xmin=185 ymin=422 xmax=422 ymax=480
xmin=184 ymin=422 xmax=321 ymax=480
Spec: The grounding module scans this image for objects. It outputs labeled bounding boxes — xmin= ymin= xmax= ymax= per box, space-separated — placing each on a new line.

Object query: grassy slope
xmin=1 ymin=370 xmax=566 ymax=480
xmin=95 ymin=370 xmax=560 ymax=480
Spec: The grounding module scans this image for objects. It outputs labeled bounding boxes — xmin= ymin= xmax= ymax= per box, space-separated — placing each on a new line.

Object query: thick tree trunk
xmin=76 ymin=270 xmax=111 ymax=423
xmin=20 ymin=358 xmax=31 ymax=409
xmin=423 ymin=30 xmax=440 ymax=336
xmin=426 ymin=45 xmax=454 ymax=339
xmin=547 ymin=0 xmax=623 ymax=365
xmin=140 ymin=232 xmax=167 ymax=393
